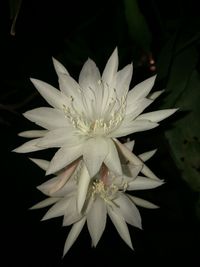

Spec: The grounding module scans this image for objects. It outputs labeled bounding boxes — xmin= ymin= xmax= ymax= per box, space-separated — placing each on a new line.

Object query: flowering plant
xmin=14 ymin=48 xmax=176 ymax=256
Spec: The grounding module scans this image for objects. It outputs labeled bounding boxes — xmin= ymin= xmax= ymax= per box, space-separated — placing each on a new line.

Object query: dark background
xmin=1 ymin=0 xmax=200 ymax=266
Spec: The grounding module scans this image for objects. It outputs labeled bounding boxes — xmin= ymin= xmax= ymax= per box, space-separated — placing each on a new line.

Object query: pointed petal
xmin=148 ymin=90 xmax=164 ymax=100
xmin=104 ymin=139 xmax=122 ymax=174
xmin=63 ymin=217 xmax=86 ymax=256
xmin=139 ymin=149 xmax=157 ymax=162
xmin=114 ymin=139 xmax=159 ymax=180
xmin=79 ymin=58 xmax=101 ymax=91
xmin=77 ymin=164 xmax=91 ymax=213
xmin=137 ymin=109 xmax=178 ymax=123
xmin=30 ymin=78 xmax=69 ymax=109
xmin=128 ymin=195 xmax=159 ymax=209
xmin=36 ymin=127 xmax=81 ymax=148
xmin=125 ymin=164 xmax=142 ymax=179
xmin=115 ymin=64 xmax=133 ymax=97
xmin=128 ymin=75 xmax=156 ymax=100
xmin=46 ymin=144 xmax=83 ymax=175
xmin=128 ymin=176 xmax=164 ymax=190
xmin=107 ymin=205 xmax=133 ymax=249
xmin=18 ymin=130 xmax=47 ymax=138
xmin=41 ymin=197 xmax=70 ymax=220
xmin=52 ymin=57 xmax=69 ymax=76
xmin=29 ymin=158 xmax=49 ymax=171
xmin=83 ymin=137 xmax=108 ymax=177
xmin=102 ymin=48 xmax=118 ymax=86
xmin=115 ymin=193 xmax=142 ymax=229
xmin=111 ymin=120 xmax=158 ymax=138
xmin=124 ymin=140 xmax=135 ymax=151
xmin=12 ymin=138 xmax=43 ymax=153
xmin=23 ymin=107 xmax=68 ymax=130
xmin=126 ymin=98 xmax=153 ymax=119
xmin=30 ymin=197 xmax=60 ymax=209
xmin=87 ymin=197 xmax=107 ymax=247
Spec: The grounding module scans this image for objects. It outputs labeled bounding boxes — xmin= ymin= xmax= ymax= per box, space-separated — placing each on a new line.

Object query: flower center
xmin=62 ymin=81 xmax=127 ymax=137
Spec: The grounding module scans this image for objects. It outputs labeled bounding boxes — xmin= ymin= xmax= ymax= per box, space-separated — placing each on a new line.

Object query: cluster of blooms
xmin=14 ymin=48 xmax=176 ymax=256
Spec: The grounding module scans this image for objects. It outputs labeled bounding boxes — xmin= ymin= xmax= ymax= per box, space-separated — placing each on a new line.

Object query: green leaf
xmin=123 ymin=0 xmax=152 ymax=52
xmin=9 ymin=0 xmax=22 ymax=36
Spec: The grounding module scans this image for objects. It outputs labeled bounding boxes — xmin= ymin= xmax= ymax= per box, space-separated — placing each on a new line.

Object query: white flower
xmin=30 ymin=146 xmax=163 ymax=256
xmin=14 ymin=48 xmax=177 ymax=181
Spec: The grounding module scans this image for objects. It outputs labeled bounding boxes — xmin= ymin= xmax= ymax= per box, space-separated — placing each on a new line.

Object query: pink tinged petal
xmin=124 ymin=140 xmax=135 ymax=151
xmin=23 ymin=107 xmax=68 ymax=130
xmin=128 ymin=75 xmax=156 ymax=101
xmin=63 ymin=217 xmax=86 ymax=257
xmin=79 ymin=58 xmax=101 ymax=91
xmin=128 ymin=195 xmax=159 ymax=209
xmin=148 ymin=90 xmax=164 ymax=100
xmin=12 ymin=138 xmax=43 ymax=153
xmin=29 ymin=158 xmax=49 ymax=171
xmin=115 ymin=193 xmax=142 ymax=229
xmin=18 ymin=130 xmax=47 ymax=138
xmin=30 ymin=197 xmax=60 ymax=209
xmin=38 ymin=160 xmax=78 ymax=195
xmin=128 ymin=176 xmax=164 ymax=190
xmin=107 ymin=205 xmax=133 ymax=250
xmin=137 ymin=109 xmax=178 ymax=123
xmin=46 ymin=144 xmax=83 ymax=175
xmin=139 ymin=149 xmax=157 ymax=162
xmin=104 ymin=139 xmax=122 ymax=175
xmin=52 ymin=57 xmax=69 ymax=76
xmin=87 ymin=197 xmax=107 ymax=247
xmin=41 ymin=197 xmax=71 ymax=221
xmin=111 ymin=120 xmax=158 ymax=138
xmin=114 ymin=139 xmax=159 ymax=180
xmin=102 ymin=47 xmax=118 ymax=85
xmin=77 ymin=164 xmax=91 ymax=213
xmin=30 ymin=78 xmax=69 ymax=109
xmin=83 ymin=137 xmax=108 ymax=177
xmin=114 ymin=64 xmax=133 ymax=97
xmin=36 ymin=128 xmax=80 ymax=148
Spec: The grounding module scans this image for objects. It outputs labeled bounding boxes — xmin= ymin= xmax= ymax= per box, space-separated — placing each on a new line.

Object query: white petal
xmin=139 ymin=149 xmax=157 ymax=162
xmin=137 ymin=109 xmax=178 ymax=123
xmin=128 ymin=195 xmax=159 ymax=209
xmin=23 ymin=107 xmax=68 ymax=130
xmin=46 ymin=144 xmax=83 ymax=175
xmin=128 ymin=75 xmax=156 ymax=100
xmin=125 ymin=164 xmax=142 ymax=179
xmin=87 ymin=197 xmax=107 ymax=247
xmin=30 ymin=197 xmax=60 ymax=209
xmin=114 ymin=139 xmax=159 ymax=180
xmin=18 ymin=130 xmax=47 ymax=138
xmin=79 ymin=58 xmax=101 ymax=91
xmin=115 ymin=193 xmax=142 ymax=229
xmin=102 ymin=48 xmax=118 ymax=86
xmin=29 ymin=158 xmax=49 ymax=171
xmin=77 ymin=163 xmax=91 ymax=213
xmin=36 ymin=127 xmax=81 ymax=148
xmin=107 ymin=205 xmax=133 ymax=249
xmin=12 ymin=138 xmax=43 ymax=153
xmin=128 ymin=176 xmax=164 ymax=190
xmin=111 ymin=120 xmax=158 ymax=138
xmin=52 ymin=57 xmax=69 ymax=76
xmin=63 ymin=217 xmax=86 ymax=256
xmin=148 ymin=90 xmax=164 ymax=100
xmin=126 ymin=98 xmax=153 ymax=119
xmin=30 ymin=78 xmax=69 ymax=109
xmin=104 ymin=139 xmax=122 ymax=174
xmin=41 ymin=197 xmax=71 ymax=220
xmin=124 ymin=140 xmax=135 ymax=151
xmin=114 ymin=64 xmax=133 ymax=97
xmin=83 ymin=137 xmax=108 ymax=177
